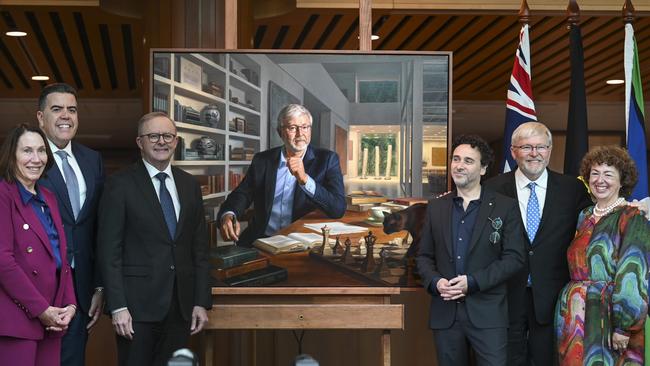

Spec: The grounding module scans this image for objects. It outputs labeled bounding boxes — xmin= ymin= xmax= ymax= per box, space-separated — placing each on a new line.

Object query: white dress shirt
xmin=48 ymin=140 xmax=87 ymax=209
xmin=514 ymin=168 xmax=548 ymax=233
xmin=142 ymin=159 xmax=181 ymax=220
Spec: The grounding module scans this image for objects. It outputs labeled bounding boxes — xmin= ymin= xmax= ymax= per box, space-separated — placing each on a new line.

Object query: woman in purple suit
xmin=0 ymin=124 xmax=76 ymax=365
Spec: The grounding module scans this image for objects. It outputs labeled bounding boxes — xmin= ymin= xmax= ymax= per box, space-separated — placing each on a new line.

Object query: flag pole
xmin=519 ymin=0 xmax=531 ymax=24
xmin=564 ymin=0 xmax=589 ymax=176
xmin=622 ymin=0 xmax=649 ymax=357
xmin=500 ymin=0 xmax=537 ymax=173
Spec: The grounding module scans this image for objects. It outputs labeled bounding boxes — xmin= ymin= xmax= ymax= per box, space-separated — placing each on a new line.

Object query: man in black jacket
xmin=484 ymin=122 xmax=591 ymax=366
xmin=218 ymin=104 xmax=345 ymax=247
xmin=417 ymin=135 xmax=525 ymax=366
xmin=98 ymin=112 xmax=211 ymax=365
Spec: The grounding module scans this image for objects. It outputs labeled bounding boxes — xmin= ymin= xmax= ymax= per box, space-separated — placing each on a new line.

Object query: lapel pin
xmin=26 ymin=246 xmax=33 ymax=253
xmin=23 ymin=223 xmax=29 ymax=230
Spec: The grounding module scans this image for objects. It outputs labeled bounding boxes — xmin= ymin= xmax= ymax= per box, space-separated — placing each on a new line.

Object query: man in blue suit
xmin=37 ymin=83 xmax=105 ymax=366
xmin=218 ymin=104 xmax=346 ymax=247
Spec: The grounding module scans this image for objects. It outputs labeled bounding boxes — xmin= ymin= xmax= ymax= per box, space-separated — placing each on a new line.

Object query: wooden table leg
xmin=204 ymin=331 xmax=214 ymax=366
xmin=381 ymin=329 xmax=391 ymax=366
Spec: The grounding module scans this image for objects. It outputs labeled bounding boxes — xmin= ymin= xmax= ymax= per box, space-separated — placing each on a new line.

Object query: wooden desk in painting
xmin=205 ymin=211 xmax=409 ymax=366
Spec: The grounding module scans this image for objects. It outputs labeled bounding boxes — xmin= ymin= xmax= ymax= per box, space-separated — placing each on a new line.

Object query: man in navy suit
xmin=218 ymin=104 xmax=346 ymax=247
xmin=37 ymin=83 xmax=105 ymax=366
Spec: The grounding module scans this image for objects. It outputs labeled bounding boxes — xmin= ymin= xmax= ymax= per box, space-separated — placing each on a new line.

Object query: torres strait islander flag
xmin=625 ymin=22 xmax=650 ymax=362
xmin=502 ymin=24 xmax=537 ymax=173
xmin=624 ymin=23 xmax=648 ymax=200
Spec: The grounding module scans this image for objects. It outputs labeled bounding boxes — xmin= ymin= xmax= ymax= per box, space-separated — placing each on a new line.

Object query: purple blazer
xmin=0 ymin=179 xmax=76 ymax=340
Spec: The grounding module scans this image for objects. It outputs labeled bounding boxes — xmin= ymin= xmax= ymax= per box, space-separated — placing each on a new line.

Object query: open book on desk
xmin=303 ymin=222 xmax=368 ymax=235
xmin=254 ymin=232 xmax=332 ymax=255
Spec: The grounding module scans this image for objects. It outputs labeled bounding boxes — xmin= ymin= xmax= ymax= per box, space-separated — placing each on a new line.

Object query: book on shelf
xmin=212 ymin=257 xmax=269 ymax=281
xmin=222 ymin=264 xmax=288 ymax=286
xmin=391 ymin=197 xmax=429 ymax=206
xmin=229 ymin=172 xmax=243 ymax=189
xmin=209 ymin=245 xmax=259 ymax=269
xmin=253 ymin=232 xmax=328 ymax=254
xmin=346 ymin=190 xmax=388 ymax=205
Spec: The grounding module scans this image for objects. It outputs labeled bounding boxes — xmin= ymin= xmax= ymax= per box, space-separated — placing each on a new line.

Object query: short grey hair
xmin=276 ymin=104 xmax=312 ymax=134
xmin=511 ymin=121 xmax=553 ymax=147
xmin=137 ymin=111 xmax=174 ymax=135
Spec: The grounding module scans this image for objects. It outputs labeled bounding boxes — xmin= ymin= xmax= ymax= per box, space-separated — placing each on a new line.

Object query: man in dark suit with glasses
xmin=98 ymin=112 xmax=211 ymax=365
xmin=218 ymin=103 xmax=345 ymax=247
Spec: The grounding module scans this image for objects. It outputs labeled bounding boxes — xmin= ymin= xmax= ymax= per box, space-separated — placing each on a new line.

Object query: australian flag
xmin=501 ymin=24 xmax=537 ymax=173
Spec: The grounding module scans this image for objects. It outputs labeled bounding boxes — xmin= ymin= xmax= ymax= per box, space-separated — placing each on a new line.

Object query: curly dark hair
xmin=452 ymin=134 xmax=494 ymax=168
xmin=579 ymin=145 xmax=638 ymax=198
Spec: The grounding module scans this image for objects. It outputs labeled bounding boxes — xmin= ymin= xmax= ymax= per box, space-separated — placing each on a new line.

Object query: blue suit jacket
xmin=218 ymin=145 xmax=346 ymax=247
xmin=39 ymin=142 xmax=104 ymax=313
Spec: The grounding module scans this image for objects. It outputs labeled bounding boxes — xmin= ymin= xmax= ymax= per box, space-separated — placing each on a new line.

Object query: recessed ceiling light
xmin=6 ymin=31 xmax=27 ymax=37
xmin=32 ymin=75 xmax=49 ymax=81
xmin=357 ymin=34 xmax=380 ymax=41
xmin=606 ymin=79 xmax=624 ymax=85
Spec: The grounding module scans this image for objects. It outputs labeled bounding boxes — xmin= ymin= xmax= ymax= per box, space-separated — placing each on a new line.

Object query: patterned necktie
xmin=156 ymin=172 xmax=177 ymax=239
xmin=55 ymin=150 xmax=80 ymax=219
xmin=526 ymin=182 xmax=541 ymax=243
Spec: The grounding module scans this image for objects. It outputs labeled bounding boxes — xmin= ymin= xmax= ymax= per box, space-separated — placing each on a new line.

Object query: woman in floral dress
xmin=555 ymin=145 xmax=649 ymax=365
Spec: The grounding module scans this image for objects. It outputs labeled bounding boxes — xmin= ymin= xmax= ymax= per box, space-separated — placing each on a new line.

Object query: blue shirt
xmin=450 ymin=190 xmax=482 ymax=293
xmin=265 ymin=149 xmax=316 ymax=235
xmin=17 ymin=182 xmax=62 ymax=269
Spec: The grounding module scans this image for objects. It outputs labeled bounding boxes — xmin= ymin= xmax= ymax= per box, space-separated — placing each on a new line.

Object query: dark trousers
xmin=507 ymin=288 xmax=555 ymax=366
xmin=433 ymin=302 xmax=507 ymax=366
xmin=60 ymin=308 xmax=90 ymax=366
xmin=116 ymin=286 xmax=190 ymax=366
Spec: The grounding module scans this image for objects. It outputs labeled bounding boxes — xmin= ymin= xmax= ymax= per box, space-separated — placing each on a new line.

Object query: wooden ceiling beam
xmin=294 ymin=0 xmax=650 ymax=12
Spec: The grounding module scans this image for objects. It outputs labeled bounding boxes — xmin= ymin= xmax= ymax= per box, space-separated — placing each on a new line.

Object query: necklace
xmin=593 ymin=197 xmax=625 ymax=217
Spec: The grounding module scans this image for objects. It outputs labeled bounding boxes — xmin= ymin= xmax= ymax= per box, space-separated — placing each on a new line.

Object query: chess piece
xmin=332 ymin=235 xmax=342 ymax=255
xmin=361 ymin=231 xmax=376 ymax=273
xmin=315 ymin=225 xmax=330 ymax=255
xmin=343 ymin=237 xmax=355 ymax=265
xmin=373 ymin=248 xmax=392 ymax=278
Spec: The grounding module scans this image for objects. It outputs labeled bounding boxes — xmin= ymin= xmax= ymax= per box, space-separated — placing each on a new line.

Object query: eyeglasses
xmin=283 ymin=125 xmax=312 ymax=133
xmin=139 ymin=133 xmax=176 ymax=143
xmin=513 ymin=145 xmax=550 ymax=153
xmin=488 ymin=217 xmax=503 ymax=245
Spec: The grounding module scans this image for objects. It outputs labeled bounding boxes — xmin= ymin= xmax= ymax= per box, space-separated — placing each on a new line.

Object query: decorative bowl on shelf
xmin=193 ymin=136 xmax=218 ymax=156
xmin=200 ymin=104 xmax=221 ymax=128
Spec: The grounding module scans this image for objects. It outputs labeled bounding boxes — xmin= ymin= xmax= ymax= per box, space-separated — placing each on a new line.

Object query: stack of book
xmin=230 ymin=147 xmax=255 ymax=161
xmin=346 ymin=190 xmax=388 ymax=211
xmin=210 ymin=245 xmax=287 ymax=286
xmin=390 ymin=197 xmax=429 ymax=206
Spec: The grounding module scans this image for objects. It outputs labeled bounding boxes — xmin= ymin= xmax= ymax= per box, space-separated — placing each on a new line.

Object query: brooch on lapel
xmin=488 ymin=217 xmax=503 ymax=245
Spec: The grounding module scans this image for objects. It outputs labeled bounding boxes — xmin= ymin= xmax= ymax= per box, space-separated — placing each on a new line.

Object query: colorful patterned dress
xmin=555 ymin=205 xmax=649 ymax=365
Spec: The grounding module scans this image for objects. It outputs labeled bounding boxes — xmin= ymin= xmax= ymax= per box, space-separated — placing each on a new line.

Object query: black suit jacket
xmin=38 ymin=141 xmax=104 ymax=313
xmin=484 ymin=169 xmax=591 ymax=324
xmin=97 ymin=160 xmax=211 ymax=322
xmin=416 ymin=188 xmax=525 ymax=329
xmin=218 ymin=145 xmax=346 ymax=247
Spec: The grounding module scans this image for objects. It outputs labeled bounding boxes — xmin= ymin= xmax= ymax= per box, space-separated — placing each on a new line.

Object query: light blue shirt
xmin=264 ymin=149 xmax=316 ymax=235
